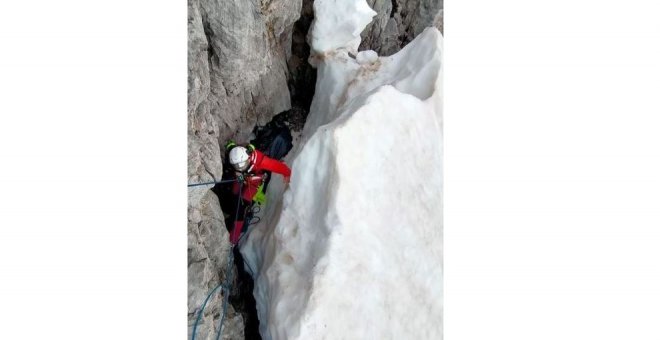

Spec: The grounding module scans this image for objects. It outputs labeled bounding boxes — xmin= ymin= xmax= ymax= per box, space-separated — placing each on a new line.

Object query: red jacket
xmin=233 ymin=150 xmax=291 ymax=201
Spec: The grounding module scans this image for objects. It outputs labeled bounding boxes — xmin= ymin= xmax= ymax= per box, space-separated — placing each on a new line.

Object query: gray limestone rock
xmin=188 ymin=0 xmax=302 ymax=184
xmin=360 ymin=0 xmax=394 ymax=55
xmin=433 ymin=9 xmax=443 ymax=35
xmin=188 ymin=188 xmax=241 ymax=340
xmin=192 ymin=0 xmax=300 ymax=146
xmin=379 ymin=17 xmax=401 ymax=56
xmin=359 ymin=0 xmax=443 ymax=56
xmin=188 ymin=0 xmax=302 ymax=338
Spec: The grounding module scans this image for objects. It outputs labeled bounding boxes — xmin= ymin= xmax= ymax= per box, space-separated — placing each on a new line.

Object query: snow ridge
xmin=242 ymin=1 xmax=442 ymax=339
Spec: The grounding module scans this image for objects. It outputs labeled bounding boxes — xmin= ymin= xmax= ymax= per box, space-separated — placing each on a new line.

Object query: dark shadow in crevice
xmin=230 ymin=247 xmax=262 ymax=340
xmin=212 ymin=181 xmax=262 ymax=340
xmin=287 ymin=0 xmax=317 ymax=121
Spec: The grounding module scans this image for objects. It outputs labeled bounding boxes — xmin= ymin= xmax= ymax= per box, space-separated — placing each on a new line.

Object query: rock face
xmin=359 ymin=0 xmax=443 ymax=56
xmin=188 ymin=0 xmax=301 ymax=184
xmin=187 ymin=0 xmax=302 ymax=338
xmin=188 ymin=188 xmax=242 ymax=340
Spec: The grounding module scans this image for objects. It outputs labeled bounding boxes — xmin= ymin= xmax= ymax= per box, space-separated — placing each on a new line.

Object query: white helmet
xmin=229 ymin=146 xmax=250 ymax=171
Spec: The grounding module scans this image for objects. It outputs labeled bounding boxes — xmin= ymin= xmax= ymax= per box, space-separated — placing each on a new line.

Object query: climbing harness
xmin=190 ymin=179 xmax=256 ymax=340
xmin=246 ymin=205 xmax=261 ymax=226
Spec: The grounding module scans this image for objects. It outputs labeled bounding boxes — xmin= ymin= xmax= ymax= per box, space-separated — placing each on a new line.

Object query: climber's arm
xmin=259 ymin=155 xmax=291 ymax=179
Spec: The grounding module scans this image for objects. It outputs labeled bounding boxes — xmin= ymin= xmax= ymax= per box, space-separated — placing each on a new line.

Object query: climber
xmin=225 ymin=140 xmax=291 ymax=244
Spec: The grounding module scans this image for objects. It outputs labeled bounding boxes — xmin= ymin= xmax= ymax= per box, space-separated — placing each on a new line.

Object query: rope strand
xmin=191 ymin=180 xmax=244 ymax=340
xmin=187 ymin=178 xmax=238 ymax=188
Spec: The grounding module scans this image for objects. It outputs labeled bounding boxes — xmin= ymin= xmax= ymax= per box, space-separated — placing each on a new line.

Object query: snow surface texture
xmin=308 ymin=0 xmax=376 ymax=55
xmin=242 ymin=1 xmax=442 ymax=339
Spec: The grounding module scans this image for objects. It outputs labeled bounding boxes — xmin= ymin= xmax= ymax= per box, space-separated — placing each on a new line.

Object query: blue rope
xmin=191 ymin=246 xmax=236 ymax=340
xmin=215 ymin=180 xmax=243 ymax=340
xmin=215 ymin=249 xmax=235 ymax=340
xmin=191 ymin=282 xmax=223 ymax=340
xmin=191 ymin=180 xmax=245 ymax=340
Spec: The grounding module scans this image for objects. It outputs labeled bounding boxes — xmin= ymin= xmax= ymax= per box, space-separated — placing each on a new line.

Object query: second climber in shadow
xmin=223 ymin=139 xmax=291 ymax=245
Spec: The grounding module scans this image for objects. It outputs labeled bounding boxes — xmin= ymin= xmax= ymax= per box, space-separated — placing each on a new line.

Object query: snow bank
xmin=308 ymin=0 xmax=376 ymax=55
xmin=242 ymin=1 xmax=442 ymax=339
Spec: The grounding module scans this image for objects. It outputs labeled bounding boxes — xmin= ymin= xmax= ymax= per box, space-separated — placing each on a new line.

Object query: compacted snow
xmin=308 ymin=0 xmax=376 ymax=55
xmin=241 ymin=0 xmax=442 ymax=339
